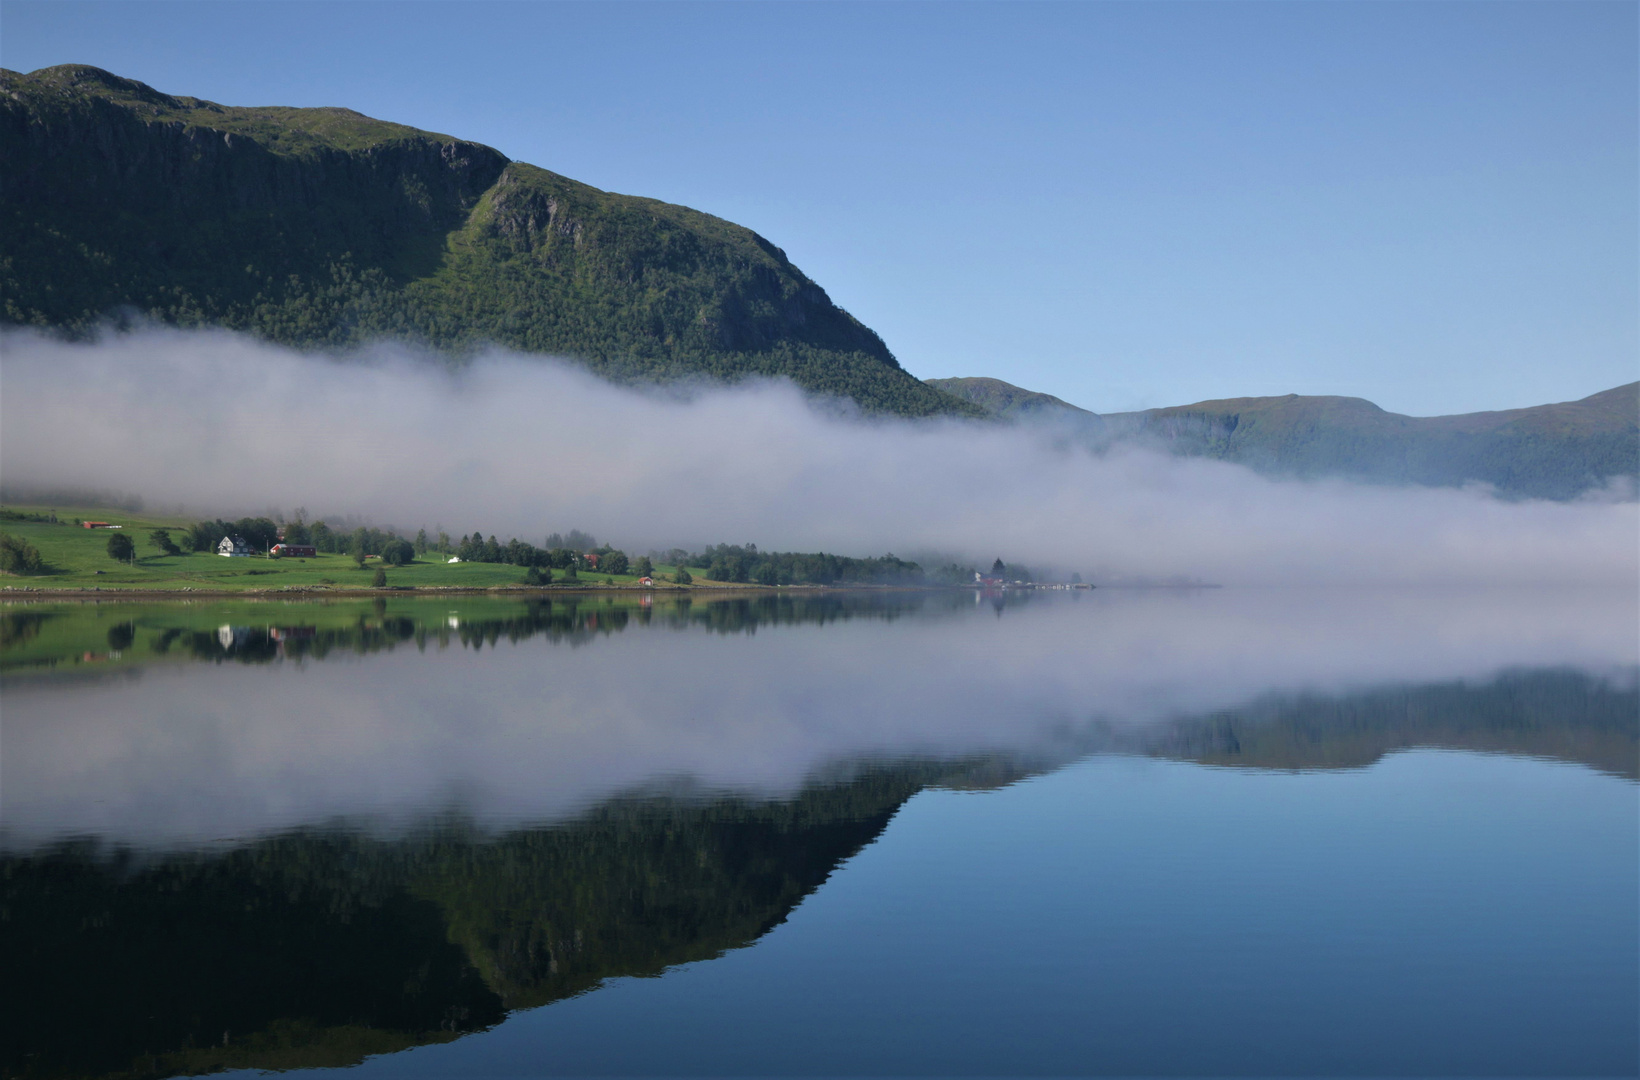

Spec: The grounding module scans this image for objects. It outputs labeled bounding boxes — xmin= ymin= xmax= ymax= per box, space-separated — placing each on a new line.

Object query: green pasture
xmin=0 ymin=506 xmax=735 ymax=593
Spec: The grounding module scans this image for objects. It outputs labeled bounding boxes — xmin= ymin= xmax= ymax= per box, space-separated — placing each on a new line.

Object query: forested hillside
xmin=931 ymin=376 xmax=1638 ymax=500
xmin=0 ymin=64 xmax=974 ymax=418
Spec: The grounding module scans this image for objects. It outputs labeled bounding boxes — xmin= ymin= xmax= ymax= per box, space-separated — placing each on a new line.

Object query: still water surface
xmin=2 ymin=587 xmax=1635 ymax=1077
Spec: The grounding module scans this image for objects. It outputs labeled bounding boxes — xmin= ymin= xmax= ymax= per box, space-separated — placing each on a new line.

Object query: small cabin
xmin=638 ymin=576 xmax=655 ymax=587
xmin=217 ymin=535 xmax=252 ymax=557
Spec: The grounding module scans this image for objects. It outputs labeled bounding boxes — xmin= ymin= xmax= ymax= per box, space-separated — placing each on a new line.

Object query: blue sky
xmin=3 ymin=1 xmax=1634 ymax=415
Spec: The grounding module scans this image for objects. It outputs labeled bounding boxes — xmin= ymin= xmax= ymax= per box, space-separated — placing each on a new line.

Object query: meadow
xmin=0 ymin=506 xmax=726 ymax=593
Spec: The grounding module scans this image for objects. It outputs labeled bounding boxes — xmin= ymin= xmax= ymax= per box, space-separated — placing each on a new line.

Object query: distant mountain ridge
xmin=928 ymin=376 xmax=1639 ymax=500
xmin=0 ymin=64 xmax=975 ymax=418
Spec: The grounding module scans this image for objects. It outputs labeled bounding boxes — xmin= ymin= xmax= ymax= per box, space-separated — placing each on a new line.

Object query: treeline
xmin=679 ymin=543 xmax=966 ymax=587
xmin=185 ymin=515 xmax=647 ymax=580
xmin=182 ymin=520 xmax=990 ymax=587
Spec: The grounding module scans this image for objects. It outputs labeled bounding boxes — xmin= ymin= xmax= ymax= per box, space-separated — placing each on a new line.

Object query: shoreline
xmin=0 ymin=582 xmax=981 ymax=602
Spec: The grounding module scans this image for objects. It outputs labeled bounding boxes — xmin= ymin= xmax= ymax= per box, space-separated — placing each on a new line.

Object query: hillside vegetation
xmin=931 ymin=376 xmax=1638 ymax=500
xmin=0 ymin=64 xmax=974 ymax=418
xmin=924 ymin=376 xmax=1090 ymax=421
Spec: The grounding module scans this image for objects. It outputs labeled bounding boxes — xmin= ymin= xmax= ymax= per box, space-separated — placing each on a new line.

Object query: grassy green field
xmin=0 ymin=505 xmax=736 ymax=593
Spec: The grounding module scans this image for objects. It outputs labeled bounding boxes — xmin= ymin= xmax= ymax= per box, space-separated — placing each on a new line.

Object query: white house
xmin=217 ymin=535 xmax=252 ymax=557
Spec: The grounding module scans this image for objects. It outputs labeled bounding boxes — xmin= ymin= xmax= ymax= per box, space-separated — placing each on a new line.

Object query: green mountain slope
xmin=923 ymin=376 xmax=1092 ymax=421
xmin=930 ymin=375 xmax=1638 ymax=499
xmin=0 ymin=64 xmax=975 ymax=418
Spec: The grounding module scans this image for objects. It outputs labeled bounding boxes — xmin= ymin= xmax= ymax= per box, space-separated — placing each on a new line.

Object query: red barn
xmin=271 ymin=544 xmax=317 ymax=558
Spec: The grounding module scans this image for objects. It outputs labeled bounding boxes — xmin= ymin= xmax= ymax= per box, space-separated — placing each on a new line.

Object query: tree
xmin=106 ymin=533 xmax=134 ymax=564
xmin=755 ymin=561 xmax=779 ymax=586
xmin=149 ymin=529 xmax=181 ymax=557
xmin=371 ymin=567 xmax=387 ymax=588
xmin=188 ymin=520 xmax=227 ymax=554
xmin=524 ymin=565 xmax=551 ymax=586
xmin=560 ymin=564 xmax=578 ymax=582
xmin=381 ymin=539 xmax=415 ymax=566
xmin=414 ymin=529 xmax=429 ymax=554
xmin=353 ymin=548 xmax=368 ymax=569
xmin=991 ymin=558 xmax=1006 ymax=576
xmin=0 ymin=532 xmax=45 ymax=574
xmin=633 ymin=555 xmax=653 ymax=578
xmin=603 ymin=550 xmax=630 ymax=576
xmin=1070 ymin=572 xmax=1082 ymax=584
xmin=674 ymin=567 xmax=692 ymax=585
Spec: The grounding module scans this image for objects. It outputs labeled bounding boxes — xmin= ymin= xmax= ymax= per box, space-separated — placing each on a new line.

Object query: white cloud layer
xmin=1 ymin=326 xmax=1634 ymax=585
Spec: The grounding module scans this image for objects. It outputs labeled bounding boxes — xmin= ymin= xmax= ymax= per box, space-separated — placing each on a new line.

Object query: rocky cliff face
xmin=1 ymin=65 xmax=973 ymax=418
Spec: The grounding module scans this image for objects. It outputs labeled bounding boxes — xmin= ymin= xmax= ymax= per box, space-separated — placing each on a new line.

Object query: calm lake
xmin=2 ymin=587 xmax=1636 ymax=1078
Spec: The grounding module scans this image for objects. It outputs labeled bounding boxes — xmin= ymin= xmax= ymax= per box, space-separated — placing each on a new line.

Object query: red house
xmin=271 ymin=544 xmax=317 ymax=558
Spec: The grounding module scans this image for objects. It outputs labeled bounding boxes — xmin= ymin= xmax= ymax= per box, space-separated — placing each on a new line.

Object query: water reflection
xmin=0 ymin=588 xmax=1634 ymax=1078
xmin=3 ymin=765 xmax=960 ymax=1080
xmin=1 ymin=593 xmax=959 ymax=673
xmin=3 ymin=661 xmax=1633 ymax=1079
xmin=2 ymin=588 xmax=1633 ymax=848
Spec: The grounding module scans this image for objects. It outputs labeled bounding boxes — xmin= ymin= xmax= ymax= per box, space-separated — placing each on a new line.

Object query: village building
xmin=270 ymin=543 xmax=317 ymax=558
xmin=217 ymin=535 xmax=253 ymax=557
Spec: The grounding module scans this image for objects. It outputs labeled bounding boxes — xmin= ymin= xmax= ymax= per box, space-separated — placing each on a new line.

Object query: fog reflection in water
xmin=1 ymin=586 xmax=1632 ymax=849
xmin=0 ymin=587 xmax=1635 ymax=1079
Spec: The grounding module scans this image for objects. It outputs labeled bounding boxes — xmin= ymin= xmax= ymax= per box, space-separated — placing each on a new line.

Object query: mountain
xmin=930 ymin=376 xmax=1639 ymax=500
xmin=923 ymin=376 xmax=1093 ymax=422
xmin=0 ymin=65 xmax=976 ymax=418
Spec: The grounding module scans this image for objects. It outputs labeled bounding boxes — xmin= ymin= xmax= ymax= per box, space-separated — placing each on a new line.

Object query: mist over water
xmin=2 ymin=326 xmax=1635 ymax=585
xmin=3 ymin=587 xmax=1632 ymax=850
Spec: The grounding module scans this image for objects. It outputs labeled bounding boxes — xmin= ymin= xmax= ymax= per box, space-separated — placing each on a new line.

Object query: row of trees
xmin=132 ymin=513 xmax=1025 ymax=589
xmin=684 ymin=543 xmax=931 ymax=587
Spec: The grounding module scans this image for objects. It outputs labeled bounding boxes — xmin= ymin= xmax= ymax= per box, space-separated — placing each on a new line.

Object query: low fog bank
xmin=2 ymin=327 xmax=1634 ymax=585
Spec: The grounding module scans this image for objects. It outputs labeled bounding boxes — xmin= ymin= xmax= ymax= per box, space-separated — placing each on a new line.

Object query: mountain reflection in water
xmin=3 ymin=766 xmax=958 ymax=1080
xmin=5 ymin=661 xmax=1635 ymax=1080
xmin=0 ymin=588 xmax=1633 ymax=1078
